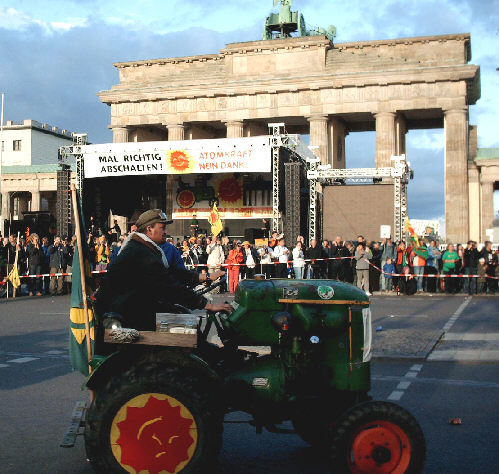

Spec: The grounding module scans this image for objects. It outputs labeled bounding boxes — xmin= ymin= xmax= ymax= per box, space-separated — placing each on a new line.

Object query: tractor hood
xmin=235 ymin=278 xmax=369 ymax=307
xmin=227 ymin=279 xmax=370 ymax=347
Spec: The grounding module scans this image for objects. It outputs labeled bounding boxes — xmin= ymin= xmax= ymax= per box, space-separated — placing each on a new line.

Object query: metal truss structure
xmin=268 ymin=123 xmax=285 ymax=234
xmin=268 ymin=124 xmax=319 ymax=239
xmin=306 ymin=155 xmax=413 ymax=242
xmin=58 ymin=133 xmax=88 ymax=235
xmin=284 ymin=162 xmax=302 ymax=244
xmin=307 ymin=155 xmax=319 ymax=243
xmin=60 ymin=133 xmax=88 ymax=196
xmin=56 ymin=165 xmax=72 ymax=237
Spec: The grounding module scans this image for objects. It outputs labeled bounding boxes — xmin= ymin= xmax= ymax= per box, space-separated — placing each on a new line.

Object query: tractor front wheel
xmin=330 ymin=401 xmax=426 ymax=474
xmin=85 ymin=365 xmax=223 ymax=473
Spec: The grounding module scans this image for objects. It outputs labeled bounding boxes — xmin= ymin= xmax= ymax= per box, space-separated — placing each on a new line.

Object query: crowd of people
xmin=0 ymin=217 xmax=122 ymax=297
xmin=0 ymin=218 xmax=498 ymax=297
xmin=175 ymin=232 xmax=499 ymax=296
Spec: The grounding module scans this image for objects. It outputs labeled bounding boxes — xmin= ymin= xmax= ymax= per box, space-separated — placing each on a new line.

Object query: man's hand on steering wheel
xmin=205 ymin=302 xmax=233 ymax=313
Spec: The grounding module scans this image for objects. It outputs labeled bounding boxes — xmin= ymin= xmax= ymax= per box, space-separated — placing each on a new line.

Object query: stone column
xmin=1 ymin=192 xmax=10 ymax=233
xmin=112 ymin=126 xmax=129 ymax=143
xmin=167 ymin=123 xmax=185 ymax=141
xmin=467 ymin=164 xmax=481 ymax=242
xmin=480 ymin=177 xmax=495 ymax=242
xmin=375 ymin=112 xmax=396 ymax=168
xmin=308 ymin=115 xmax=329 ymax=165
xmin=31 ymin=190 xmax=41 ymax=212
xmin=444 ymin=108 xmax=469 ymax=243
xmin=328 ymin=118 xmax=348 ymax=168
xmin=225 ymin=120 xmax=244 ymax=138
xmin=395 ymin=115 xmax=407 ymax=156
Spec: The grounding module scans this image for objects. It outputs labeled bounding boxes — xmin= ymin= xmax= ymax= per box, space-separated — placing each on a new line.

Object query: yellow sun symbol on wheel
xmin=111 ymin=393 xmax=197 ymax=473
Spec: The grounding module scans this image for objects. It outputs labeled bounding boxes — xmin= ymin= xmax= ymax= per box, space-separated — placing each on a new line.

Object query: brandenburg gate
xmin=98 ymin=29 xmax=484 ymax=242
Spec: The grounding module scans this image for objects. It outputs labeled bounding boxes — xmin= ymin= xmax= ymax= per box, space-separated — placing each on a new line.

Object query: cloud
xmin=0 ymin=7 xmax=45 ymax=31
xmin=407 ymin=130 xmax=444 ymax=151
xmin=0 ymin=19 xmax=262 ymax=143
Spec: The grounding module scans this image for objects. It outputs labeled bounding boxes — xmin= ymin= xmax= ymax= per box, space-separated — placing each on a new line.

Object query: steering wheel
xmin=195 ymin=274 xmax=227 ymax=296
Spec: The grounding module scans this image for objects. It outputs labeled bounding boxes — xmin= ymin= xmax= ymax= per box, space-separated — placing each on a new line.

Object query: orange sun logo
xmin=166 ymin=150 xmax=196 ymax=174
xmin=217 ymin=177 xmax=243 ymax=204
xmin=111 ymin=394 xmax=197 ymax=474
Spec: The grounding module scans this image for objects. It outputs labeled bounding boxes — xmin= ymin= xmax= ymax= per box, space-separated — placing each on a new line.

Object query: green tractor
xmin=80 ymin=277 xmax=425 ymax=473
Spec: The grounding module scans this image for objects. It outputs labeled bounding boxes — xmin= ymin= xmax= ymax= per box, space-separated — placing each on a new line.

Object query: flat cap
xmin=135 ymin=209 xmax=173 ymax=231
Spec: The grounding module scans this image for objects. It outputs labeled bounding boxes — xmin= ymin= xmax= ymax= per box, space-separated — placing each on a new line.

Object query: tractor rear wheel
xmin=85 ymin=365 xmax=223 ymax=473
xmin=330 ymin=401 xmax=426 ymax=474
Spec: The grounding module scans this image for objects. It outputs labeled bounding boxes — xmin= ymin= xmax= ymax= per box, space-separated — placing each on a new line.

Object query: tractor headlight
xmin=102 ymin=312 xmax=123 ymax=330
xmin=103 ymin=318 xmax=122 ymax=330
xmin=362 ymin=308 xmax=372 ymax=362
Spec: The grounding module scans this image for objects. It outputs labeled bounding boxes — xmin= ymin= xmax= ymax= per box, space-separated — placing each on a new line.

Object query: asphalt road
xmin=0 ymin=293 xmax=497 ymax=473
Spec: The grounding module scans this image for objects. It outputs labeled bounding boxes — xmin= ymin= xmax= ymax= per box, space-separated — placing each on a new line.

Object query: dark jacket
xmin=5 ymin=243 xmax=23 ymax=265
xmin=63 ymin=243 xmax=74 ymax=268
xmin=95 ymin=234 xmax=207 ymax=331
xmin=463 ymin=247 xmax=480 ymax=268
xmin=48 ymin=243 xmax=68 ymax=269
xmin=27 ymin=243 xmax=43 ymax=267
xmin=307 ymin=245 xmax=325 ymax=270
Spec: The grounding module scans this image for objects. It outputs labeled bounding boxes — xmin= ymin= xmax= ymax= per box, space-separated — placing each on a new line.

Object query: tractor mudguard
xmin=85 ymin=347 xmax=220 ymax=391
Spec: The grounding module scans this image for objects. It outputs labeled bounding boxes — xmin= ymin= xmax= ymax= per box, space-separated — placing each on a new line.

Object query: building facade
xmin=98 ymin=33 xmax=484 ymax=242
xmin=0 ymin=119 xmax=76 ymax=235
xmin=468 ymin=138 xmax=499 ymax=242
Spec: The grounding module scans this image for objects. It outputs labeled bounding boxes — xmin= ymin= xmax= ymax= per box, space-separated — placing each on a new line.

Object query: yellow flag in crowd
xmin=208 ymin=202 xmax=223 ymax=237
xmin=405 ymin=218 xmax=419 ymax=247
xmin=8 ymin=265 xmax=21 ymax=288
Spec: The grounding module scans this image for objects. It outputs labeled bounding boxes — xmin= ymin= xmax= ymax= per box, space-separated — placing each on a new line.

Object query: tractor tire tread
xmin=330 ymin=400 xmax=426 ymax=474
xmin=85 ymin=364 xmax=223 ymax=473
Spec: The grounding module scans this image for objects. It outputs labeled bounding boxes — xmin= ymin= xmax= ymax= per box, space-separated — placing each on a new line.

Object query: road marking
xmin=387 ymin=363 xmax=423 ymax=401
xmin=0 ymin=364 xmax=9 ymax=368
xmin=444 ymin=333 xmax=499 ymax=341
xmin=405 ymin=371 xmax=419 ymax=378
xmin=374 ymin=375 xmax=499 ymax=389
xmin=387 ymin=391 xmax=404 ymax=401
xmin=429 ymin=298 xmax=499 ymax=362
xmin=45 ymin=350 xmax=64 ymax=354
xmin=428 ymin=350 xmax=499 ymax=362
xmin=6 ymin=357 xmax=40 ymax=363
xmin=442 ymin=297 xmax=472 ymax=332
xmin=1 ymin=351 xmax=68 ymax=359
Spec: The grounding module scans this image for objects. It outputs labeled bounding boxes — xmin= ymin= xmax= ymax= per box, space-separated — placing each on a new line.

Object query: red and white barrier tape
xmin=2 ymin=256 xmax=497 ymax=285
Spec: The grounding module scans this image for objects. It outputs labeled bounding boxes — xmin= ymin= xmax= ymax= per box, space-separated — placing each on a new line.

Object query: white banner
xmin=80 ymin=136 xmax=272 ymax=178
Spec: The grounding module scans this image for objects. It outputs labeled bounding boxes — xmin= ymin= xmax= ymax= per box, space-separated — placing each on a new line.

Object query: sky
xmin=0 ymin=0 xmax=498 ymax=227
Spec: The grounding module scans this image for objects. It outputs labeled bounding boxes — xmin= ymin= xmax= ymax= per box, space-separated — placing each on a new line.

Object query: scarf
xmin=119 ymin=232 xmax=169 ymax=268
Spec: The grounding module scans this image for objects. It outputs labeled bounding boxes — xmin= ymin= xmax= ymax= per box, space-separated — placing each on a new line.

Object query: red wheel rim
xmin=111 ymin=393 xmax=197 ymax=474
xmin=347 ymin=420 xmax=411 ymax=474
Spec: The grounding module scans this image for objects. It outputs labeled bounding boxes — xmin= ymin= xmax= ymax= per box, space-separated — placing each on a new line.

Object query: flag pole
xmin=0 ymin=92 xmax=4 ymax=238
xmin=70 ymin=183 xmax=93 ymax=377
xmin=13 ymin=231 xmax=19 ymax=298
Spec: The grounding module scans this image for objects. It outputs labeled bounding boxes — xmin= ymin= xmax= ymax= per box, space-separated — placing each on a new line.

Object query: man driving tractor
xmin=95 ymin=209 xmax=231 ymax=331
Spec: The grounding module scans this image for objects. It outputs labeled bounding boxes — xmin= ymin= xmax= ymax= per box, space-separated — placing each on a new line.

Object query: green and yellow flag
xmin=208 ymin=202 xmax=223 ymax=237
xmin=69 ymin=189 xmax=95 ymax=376
xmin=405 ymin=218 xmax=419 ymax=247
